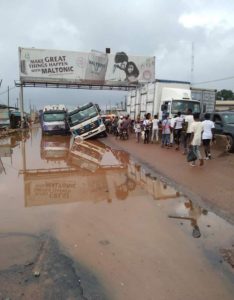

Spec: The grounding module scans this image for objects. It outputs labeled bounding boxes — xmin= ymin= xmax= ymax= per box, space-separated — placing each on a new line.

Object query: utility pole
xmin=7 ymin=86 xmax=10 ymax=107
xmin=109 ymin=100 xmax=112 ymax=113
xmin=19 ymin=84 xmax=24 ymax=127
xmin=190 ymin=42 xmax=195 ymax=85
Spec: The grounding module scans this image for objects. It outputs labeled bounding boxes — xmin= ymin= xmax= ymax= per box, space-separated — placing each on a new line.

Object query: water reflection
xmin=20 ymin=136 xmax=183 ymax=207
xmin=0 ymin=158 xmax=5 ymax=174
xmin=0 ymin=131 xmax=30 ymax=175
xmin=40 ymin=135 xmax=70 ymax=162
xmin=2 ymin=129 xmax=233 ymax=294
xmin=22 ymin=138 xmax=134 ymax=206
xmin=0 ymin=131 xmax=30 ymax=155
xmin=68 ymin=139 xmax=125 ymax=171
xmin=128 ymin=162 xmax=179 ymax=201
xmin=0 ymin=137 xmax=13 ymax=157
xmin=169 ymin=200 xmax=209 ymax=238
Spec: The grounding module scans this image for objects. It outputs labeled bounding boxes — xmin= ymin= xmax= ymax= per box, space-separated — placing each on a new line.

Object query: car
xmin=209 ymin=111 xmax=234 ymax=152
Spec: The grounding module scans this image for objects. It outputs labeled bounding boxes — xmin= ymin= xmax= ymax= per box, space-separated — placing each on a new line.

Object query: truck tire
xmin=226 ymin=135 xmax=234 ymax=153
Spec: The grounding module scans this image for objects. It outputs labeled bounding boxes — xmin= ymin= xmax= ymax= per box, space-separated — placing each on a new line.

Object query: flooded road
xmin=0 ymin=127 xmax=234 ymax=300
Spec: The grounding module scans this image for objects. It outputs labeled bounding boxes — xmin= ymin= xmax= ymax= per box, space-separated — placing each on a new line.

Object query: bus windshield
xmin=43 ymin=112 xmax=66 ymax=122
xmin=171 ymin=100 xmax=200 ymax=115
xmin=69 ymin=106 xmax=98 ymax=126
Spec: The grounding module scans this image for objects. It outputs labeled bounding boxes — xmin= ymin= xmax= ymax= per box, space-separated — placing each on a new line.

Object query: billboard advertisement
xmin=19 ymin=47 xmax=155 ymax=85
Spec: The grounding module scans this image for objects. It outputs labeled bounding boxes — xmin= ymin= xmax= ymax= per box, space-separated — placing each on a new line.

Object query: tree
xmin=216 ymin=89 xmax=234 ymax=100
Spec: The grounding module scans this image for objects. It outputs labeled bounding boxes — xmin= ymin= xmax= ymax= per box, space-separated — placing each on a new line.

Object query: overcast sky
xmin=0 ymin=0 xmax=234 ymax=111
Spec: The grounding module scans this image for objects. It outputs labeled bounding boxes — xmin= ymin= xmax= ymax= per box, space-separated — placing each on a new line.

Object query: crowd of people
xmin=104 ymin=110 xmax=215 ymax=167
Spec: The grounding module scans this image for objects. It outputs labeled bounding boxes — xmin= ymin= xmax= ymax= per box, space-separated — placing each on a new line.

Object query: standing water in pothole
xmin=0 ymin=127 xmax=233 ymax=300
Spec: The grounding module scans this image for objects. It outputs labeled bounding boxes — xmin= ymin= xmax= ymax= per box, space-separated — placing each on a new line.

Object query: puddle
xmin=0 ymin=128 xmax=233 ymax=300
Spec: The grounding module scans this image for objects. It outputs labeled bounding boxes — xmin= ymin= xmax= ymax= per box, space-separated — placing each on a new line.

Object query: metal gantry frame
xmin=14 ymin=80 xmax=139 ymax=126
xmin=14 ymin=80 xmax=138 ymax=90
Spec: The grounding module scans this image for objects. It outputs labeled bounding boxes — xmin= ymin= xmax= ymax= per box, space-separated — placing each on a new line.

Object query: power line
xmin=193 ymin=75 xmax=234 ymax=85
xmin=0 ymin=86 xmax=16 ymax=96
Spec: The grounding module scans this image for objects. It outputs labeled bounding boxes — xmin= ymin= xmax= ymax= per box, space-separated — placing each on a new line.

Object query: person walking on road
xmin=161 ymin=113 xmax=171 ymax=148
xmin=134 ymin=116 xmax=142 ymax=143
xmin=173 ymin=111 xmax=184 ymax=150
xmin=143 ymin=113 xmax=151 ymax=144
xmin=202 ymin=113 xmax=215 ymax=160
xmin=189 ymin=113 xmax=204 ymax=166
xmin=183 ymin=109 xmax=194 ymax=154
xmin=151 ymin=114 xmax=159 ymax=143
xmin=117 ymin=115 xmax=124 ymax=137
xmin=169 ymin=115 xmax=176 ymax=147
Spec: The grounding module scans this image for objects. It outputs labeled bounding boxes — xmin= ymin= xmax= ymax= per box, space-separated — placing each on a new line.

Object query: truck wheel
xmin=226 ymin=135 xmax=234 ymax=152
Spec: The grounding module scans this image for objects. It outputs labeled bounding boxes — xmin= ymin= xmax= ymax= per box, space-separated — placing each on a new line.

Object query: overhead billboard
xmin=19 ymin=47 xmax=155 ymax=86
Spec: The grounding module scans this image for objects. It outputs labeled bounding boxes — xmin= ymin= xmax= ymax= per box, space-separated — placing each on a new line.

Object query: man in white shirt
xmin=173 ymin=111 xmax=184 ymax=150
xmin=151 ymin=114 xmax=159 ymax=143
xmin=169 ymin=115 xmax=176 ymax=146
xmin=143 ymin=113 xmax=151 ymax=144
xmin=190 ymin=113 xmax=204 ymax=166
xmin=183 ymin=109 xmax=194 ymax=154
xmin=117 ymin=116 xmax=124 ymax=136
xmin=202 ymin=113 xmax=215 ymax=159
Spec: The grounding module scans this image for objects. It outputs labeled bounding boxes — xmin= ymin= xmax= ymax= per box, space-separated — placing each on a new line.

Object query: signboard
xmin=19 ymin=47 xmax=155 ymax=85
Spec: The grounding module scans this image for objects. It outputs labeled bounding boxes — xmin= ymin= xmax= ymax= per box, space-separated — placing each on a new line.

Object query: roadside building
xmin=215 ymin=100 xmax=234 ymax=111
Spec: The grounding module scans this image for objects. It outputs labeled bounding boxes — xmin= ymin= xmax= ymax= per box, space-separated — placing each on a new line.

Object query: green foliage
xmin=216 ymin=89 xmax=234 ymax=100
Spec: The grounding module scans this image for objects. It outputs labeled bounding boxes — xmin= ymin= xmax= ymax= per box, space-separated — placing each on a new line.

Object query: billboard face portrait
xmin=19 ymin=47 xmax=155 ymax=86
xmin=105 ymin=53 xmax=155 ymax=85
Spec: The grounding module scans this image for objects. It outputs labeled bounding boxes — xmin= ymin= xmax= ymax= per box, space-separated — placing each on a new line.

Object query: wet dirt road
xmin=0 ymin=128 xmax=234 ymax=300
xmin=104 ymin=133 xmax=234 ymax=224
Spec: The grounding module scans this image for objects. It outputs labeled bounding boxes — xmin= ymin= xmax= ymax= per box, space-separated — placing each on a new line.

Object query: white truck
xmin=40 ymin=104 xmax=69 ymax=135
xmin=126 ymin=79 xmax=215 ymax=120
xmin=68 ymin=102 xmax=106 ymax=139
xmin=191 ymin=87 xmax=216 ymax=113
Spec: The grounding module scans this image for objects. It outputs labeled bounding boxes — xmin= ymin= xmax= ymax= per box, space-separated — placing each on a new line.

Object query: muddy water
xmin=0 ymin=128 xmax=233 ymax=300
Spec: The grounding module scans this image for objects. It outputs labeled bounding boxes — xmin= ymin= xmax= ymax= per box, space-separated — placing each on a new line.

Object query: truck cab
xmin=41 ymin=104 xmax=69 ymax=135
xmin=159 ymin=88 xmax=200 ymax=119
xmin=68 ymin=102 xmax=106 ymax=139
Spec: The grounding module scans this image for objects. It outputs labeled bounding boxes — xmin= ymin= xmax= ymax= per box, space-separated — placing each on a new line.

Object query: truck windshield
xmin=43 ymin=112 xmax=66 ymax=122
xmin=222 ymin=113 xmax=234 ymax=124
xmin=171 ymin=100 xmax=200 ymax=115
xmin=69 ymin=106 xmax=98 ymax=126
